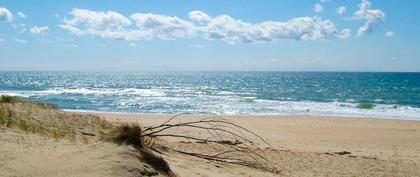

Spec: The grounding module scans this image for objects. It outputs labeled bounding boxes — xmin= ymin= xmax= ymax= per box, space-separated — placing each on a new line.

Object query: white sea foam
xmin=0 ymin=92 xmax=30 ymax=97
xmin=0 ymin=88 xmax=166 ymax=97
xmin=113 ymin=93 xmax=420 ymax=120
xmin=1 ymin=89 xmax=420 ymax=120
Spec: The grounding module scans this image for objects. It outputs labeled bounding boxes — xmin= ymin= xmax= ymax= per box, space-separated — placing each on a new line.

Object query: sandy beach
xmin=1 ymin=100 xmax=420 ymax=177
xmin=97 ymin=113 xmax=420 ymax=176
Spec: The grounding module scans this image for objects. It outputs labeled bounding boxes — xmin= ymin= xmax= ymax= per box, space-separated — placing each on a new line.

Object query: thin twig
xmin=139 ymin=114 xmax=279 ymax=174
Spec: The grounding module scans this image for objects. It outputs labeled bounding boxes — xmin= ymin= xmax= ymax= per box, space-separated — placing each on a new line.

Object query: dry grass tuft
xmin=0 ymin=104 xmax=14 ymax=128
xmin=108 ymin=124 xmax=177 ymax=177
xmin=112 ymin=124 xmax=143 ymax=147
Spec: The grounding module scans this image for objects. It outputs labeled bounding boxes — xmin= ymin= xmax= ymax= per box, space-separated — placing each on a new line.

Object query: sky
xmin=0 ymin=0 xmax=419 ymax=72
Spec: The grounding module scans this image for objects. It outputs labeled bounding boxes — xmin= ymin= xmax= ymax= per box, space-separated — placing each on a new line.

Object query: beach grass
xmin=0 ymin=95 xmax=113 ymax=143
xmin=1 ymin=95 xmax=17 ymax=103
xmin=0 ymin=95 xmax=179 ymax=176
xmin=1 ymin=95 xmax=278 ymax=176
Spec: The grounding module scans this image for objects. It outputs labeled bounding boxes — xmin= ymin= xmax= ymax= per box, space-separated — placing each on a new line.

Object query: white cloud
xmin=130 ymin=13 xmax=196 ymax=39
xmin=17 ymin=11 xmax=26 ymax=18
xmin=338 ymin=29 xmax=352 ymax=39
xmin=336 ymin=6 xmax=346 ymax=15
xmin=64 ymin=8 xmax=131 ymax=28
xmin=192 ymin=12 xmax=339 ymax=43
xmin=61 ymin=9 xmax=346 ymax=44
xmin=30 ymin=26 xmax=50 ymax=36
xmin=15 ymin=39 xmax=27 ymax=43
xmin=314 ymin=4 xmax=324 ymax=13
xmin=188 ymin=11 xmax=211 ymax=25
xmin=59 ymin=24 xmax=81 ymax=34
xmin=0 ymin=7 xmax=13 ymax=22
xmin=354 ymin=0 xmax=385 ymax=36
xmin=60 ymin=8 xmax=133 ymax=40
xmin=385 ymin=31 xmax=394 ymax=37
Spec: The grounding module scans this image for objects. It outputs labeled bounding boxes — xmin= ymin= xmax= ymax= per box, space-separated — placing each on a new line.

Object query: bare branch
xmin=138 ymin=114 xmax=279 ymax=174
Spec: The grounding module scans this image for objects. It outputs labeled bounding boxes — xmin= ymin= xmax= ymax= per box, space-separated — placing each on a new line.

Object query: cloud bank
xmin=60 ymin=8 xmax=351 ymax=43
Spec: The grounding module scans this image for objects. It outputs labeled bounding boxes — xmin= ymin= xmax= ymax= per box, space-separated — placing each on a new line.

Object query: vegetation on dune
xmin=141 ymin=114 xmax=279 ymax=174
xmin=1 ymin=95 xmax=57 ymax=109
xmin=0 ymin=104 xmax=14 ymax=128
xmin=108 ymin=114 xmax=280 ymax=176
xmin=0 ymin=96 xmax=176 ymax=176
xmin=108 ymin=124 xmax=177 ymax=177
xmin=0 ymin=95 xmax=113 ymax=143
xmin=112 ymin=124 xmax=145 ymax=147
xmin=0 ymin=95 xmax=18 ymax=103
xmin=1 ymin=95 xmax=278 ymax=176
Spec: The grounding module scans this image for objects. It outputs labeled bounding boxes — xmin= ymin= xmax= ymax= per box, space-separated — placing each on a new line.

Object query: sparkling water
xmin=1 ymin=72 xmax=419 ymax=120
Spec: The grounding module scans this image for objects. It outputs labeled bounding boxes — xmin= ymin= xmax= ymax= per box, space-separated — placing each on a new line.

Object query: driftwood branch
xmin=140 ymin=114 xmax=280 ymax=174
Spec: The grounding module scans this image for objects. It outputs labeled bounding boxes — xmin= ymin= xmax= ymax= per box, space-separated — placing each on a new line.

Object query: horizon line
xmin=0 ymin=70 xmax=419 ymax=73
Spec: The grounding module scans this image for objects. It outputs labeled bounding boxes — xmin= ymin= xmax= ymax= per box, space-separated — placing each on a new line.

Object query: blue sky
xmin=0 ymin=0 xmax=419 ymax=71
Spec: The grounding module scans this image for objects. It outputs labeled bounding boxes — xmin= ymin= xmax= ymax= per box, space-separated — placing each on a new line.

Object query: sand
xmin=0 ymin=129 xmax=167 ymax=177
xmin=98 ymin=113 xmax=420 ymax=177
xmin=1 ymin=112 xmax=420 ymax=177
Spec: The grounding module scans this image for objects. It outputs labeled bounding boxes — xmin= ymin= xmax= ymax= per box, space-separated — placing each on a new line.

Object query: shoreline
xmin=66 ymin=109 xmax=420 ymax=122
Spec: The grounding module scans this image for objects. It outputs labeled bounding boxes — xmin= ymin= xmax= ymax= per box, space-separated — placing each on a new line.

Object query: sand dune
xmin=1 ymin=99 xmax=420 ymax=176
xmin=0 ymin=130 xmax=166 ymax=177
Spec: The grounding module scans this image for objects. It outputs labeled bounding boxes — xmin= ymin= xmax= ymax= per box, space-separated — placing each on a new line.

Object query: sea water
xmin=0 ymin=72 xmax=419 ymax=120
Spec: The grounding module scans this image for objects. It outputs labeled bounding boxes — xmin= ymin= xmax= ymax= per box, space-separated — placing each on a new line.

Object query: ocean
xmin=0 ymin=71 xmax=419 ymax=120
